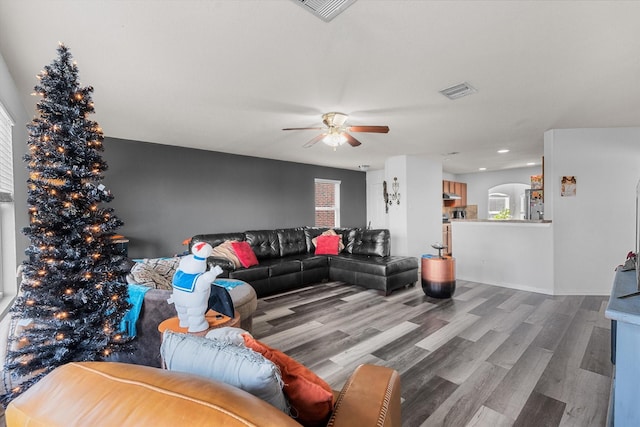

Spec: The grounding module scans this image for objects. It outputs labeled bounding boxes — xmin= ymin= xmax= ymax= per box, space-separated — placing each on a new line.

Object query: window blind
xmin=0 ymin=101 xmax=13 ymax=203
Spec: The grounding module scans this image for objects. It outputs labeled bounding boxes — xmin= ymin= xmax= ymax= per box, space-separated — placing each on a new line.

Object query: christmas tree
xmin=2 ymin=44 xmax=131 ymax=403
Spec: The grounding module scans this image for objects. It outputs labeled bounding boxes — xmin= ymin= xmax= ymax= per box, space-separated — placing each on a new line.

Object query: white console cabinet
xmin=605 ymin=269 xmax=640 ymax=426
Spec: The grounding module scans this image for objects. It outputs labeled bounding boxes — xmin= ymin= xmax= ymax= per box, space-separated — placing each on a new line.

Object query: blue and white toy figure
xmin=168 ymin=242 xmax=223 ymax=332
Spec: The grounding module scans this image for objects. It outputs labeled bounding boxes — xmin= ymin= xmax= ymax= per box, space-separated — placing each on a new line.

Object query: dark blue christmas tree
xmin=2 ymin=44 xmax=130 ymax=403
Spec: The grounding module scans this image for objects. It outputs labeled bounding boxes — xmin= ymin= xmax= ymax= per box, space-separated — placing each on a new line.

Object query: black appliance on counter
xmin=452 ymin=209 xmax=466 ymax=219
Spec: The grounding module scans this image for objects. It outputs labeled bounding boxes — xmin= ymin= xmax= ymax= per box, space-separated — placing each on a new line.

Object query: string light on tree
xmin=2 ymin=44 xmax=131 ymax=405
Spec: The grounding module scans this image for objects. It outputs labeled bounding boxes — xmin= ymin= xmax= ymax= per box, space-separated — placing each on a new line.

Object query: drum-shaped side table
xmin=421 ymin=255 xmax=456 ymax=298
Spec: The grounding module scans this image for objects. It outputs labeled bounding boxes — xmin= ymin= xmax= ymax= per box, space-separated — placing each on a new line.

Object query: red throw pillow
xmin=314 ymin=235 xmax=340 ymax=255
xmin=243 ymin=334 xmax=334 ymax=427
xmin=230 ymin=241 xmax=259 ymax=268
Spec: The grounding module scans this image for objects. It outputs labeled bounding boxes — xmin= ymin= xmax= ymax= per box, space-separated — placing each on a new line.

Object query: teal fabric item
xmin=121 ymin=283 xmax=151 ymax=337
xmin=213 ymin=278 xmax=246 ymax=291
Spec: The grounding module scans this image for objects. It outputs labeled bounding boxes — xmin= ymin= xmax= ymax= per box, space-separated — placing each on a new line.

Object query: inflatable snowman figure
xmin=169 ymin=242 xmax=223 ymax=332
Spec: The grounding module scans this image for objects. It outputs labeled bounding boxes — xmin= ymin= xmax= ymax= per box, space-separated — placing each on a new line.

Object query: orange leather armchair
xmin=6 ymin=361 xmax=401 ymax=427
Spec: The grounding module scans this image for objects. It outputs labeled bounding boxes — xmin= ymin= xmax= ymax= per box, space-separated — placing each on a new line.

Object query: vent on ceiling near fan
xmin=440 ymin=82 xmax=477 ymax=100
xmin=293 ymin=0 xmax=357 ymax=22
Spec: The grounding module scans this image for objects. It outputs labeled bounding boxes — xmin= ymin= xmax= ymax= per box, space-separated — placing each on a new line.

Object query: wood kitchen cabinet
xmin=442 ymin=180 xmax=467 ymax=208
xmin=442 ymin=180 xmax=450 ymax=194
xmin=458 ymin=182 xmax=467 ymax=207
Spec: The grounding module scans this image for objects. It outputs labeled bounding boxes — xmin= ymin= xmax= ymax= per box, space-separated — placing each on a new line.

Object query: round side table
xmin=421 ymin=255 xmax=456 ymax=298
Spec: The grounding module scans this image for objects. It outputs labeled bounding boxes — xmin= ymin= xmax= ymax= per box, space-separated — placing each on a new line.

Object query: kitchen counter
xmin=451 ymin=219 xmax=552 ymax=224
xmin=452 ymin=220 xmax=554 ymax=294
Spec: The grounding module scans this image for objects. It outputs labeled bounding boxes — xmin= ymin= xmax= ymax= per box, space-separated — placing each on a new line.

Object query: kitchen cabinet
xmin=442 ymin=180 xmax=467 ymax=208
xmin=442 ymin=223 xmax=452 ymax=256
xmin=459 ymin=182 xmax=467 ymax=207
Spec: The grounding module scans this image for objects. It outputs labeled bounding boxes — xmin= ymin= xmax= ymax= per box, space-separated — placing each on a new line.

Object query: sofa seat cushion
xmin=299 ymin=255 xmax=329 ymax=270
xmin=230 ymin=265 xmax=270 ymax=282
xmin=329 ymin=255 xmax=418 ymax=276
xmin=262 ymin=258 xmax=303 ymax=277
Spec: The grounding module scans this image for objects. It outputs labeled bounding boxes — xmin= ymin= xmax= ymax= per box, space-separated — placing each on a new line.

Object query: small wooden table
xmin=158 ymin=309 xmax=241 ymax=338
xmin=421 ymin=255 xmax=456 ymax=298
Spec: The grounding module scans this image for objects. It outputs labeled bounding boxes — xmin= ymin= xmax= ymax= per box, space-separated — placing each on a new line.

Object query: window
xmin=315 ymin=179 xmax=340 ymax=227
xmin=0 ymin=100 xmax=14 ymax=299
xmin=488 ymin=192 xmax=509 ymax=216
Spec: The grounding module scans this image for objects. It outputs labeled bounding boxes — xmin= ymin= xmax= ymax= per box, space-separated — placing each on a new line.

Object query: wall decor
xmin=561 ymin=176 xmax=577 ymax=197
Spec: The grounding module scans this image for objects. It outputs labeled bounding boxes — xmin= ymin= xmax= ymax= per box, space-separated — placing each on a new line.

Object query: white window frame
xmin=315 ymin=179 xmax=341 ymax=228
xmin=0 ymin=100 xmax=15 ymax=302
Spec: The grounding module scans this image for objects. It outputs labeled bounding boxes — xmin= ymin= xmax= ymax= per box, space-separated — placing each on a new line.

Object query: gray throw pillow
xmin=160 ymin=331 xmax=289 ymax=413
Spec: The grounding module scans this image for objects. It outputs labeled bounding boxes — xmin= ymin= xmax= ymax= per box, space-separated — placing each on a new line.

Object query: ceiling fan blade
xmin=303 ymin=133 xmax=327 ymax=148
xmin=347 ymin=125 xmax=390 ymax=133
xmin=344 ymin=133 xmax=362 ymax=147
xmin=283 ymin=127 xmax=324 ymax=131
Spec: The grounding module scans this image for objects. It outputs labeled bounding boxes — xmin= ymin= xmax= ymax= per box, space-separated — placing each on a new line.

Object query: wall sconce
xmin=388 ymin=177 xmax=400 ymax=206
xmin=383 ymin=177 xmax=400 ymax=213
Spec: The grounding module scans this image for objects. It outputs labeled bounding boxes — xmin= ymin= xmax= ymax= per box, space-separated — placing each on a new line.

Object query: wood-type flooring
xmin=252 ymin=280 xmax=612 ymax=427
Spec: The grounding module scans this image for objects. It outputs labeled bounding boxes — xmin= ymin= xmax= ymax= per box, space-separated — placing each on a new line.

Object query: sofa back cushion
xmin=304 ymin=227 xmax=329 ymax=253
xmin=352 ymin=229 xmax=390 ymax=257
xmin=335 ymin=228 xmax=358 ymax=253
xmin=245 ymin=230 xmax=280 ymax=259
xmin=277 ymin=228 xmax=308 ymax=257
xmin=191 ymin=233 xmax=246 ymax=250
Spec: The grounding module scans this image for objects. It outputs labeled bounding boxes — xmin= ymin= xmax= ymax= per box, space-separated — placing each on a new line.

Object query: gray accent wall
xmin=102 ymin=138 xmax=366 ymax=258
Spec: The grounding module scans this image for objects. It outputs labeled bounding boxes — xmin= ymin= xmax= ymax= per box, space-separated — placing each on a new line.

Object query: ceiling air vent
xmin=292 ymin=0 xmax=358 ymax=22
xmin=440 ymin=82 xmax=477 ymax=100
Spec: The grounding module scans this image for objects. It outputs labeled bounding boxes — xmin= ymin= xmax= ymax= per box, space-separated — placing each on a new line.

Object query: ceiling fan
xmin=282 ymin=112 xmax=389 ymax=148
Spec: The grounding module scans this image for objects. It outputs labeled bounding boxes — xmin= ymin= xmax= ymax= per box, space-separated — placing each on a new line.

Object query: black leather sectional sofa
xmin=190 ymin=227 xmax=419 ymax=298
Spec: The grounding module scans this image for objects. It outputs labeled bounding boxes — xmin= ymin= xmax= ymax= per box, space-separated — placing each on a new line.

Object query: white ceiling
xmin=1 ymin=0 xmax=639 ymax=174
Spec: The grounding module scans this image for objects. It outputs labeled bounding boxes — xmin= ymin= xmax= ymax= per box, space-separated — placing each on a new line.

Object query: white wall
xmin=457 ymin=166 xmax=542 ymax=219
xmin=545 ymin=128 xmax=640 ymax=295
xmin=406 ymin=155 xmax=442 ymax=258
xmin=385 ymin=156 xmax=410 ymax=255
xmin=367 ymin=155 xmax=442 ymax=258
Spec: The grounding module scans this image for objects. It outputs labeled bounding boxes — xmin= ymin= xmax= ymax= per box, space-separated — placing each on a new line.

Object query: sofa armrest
xmin=329 ymin=364 xmax=401 ymax=427
xmin=207 ymin=256 xmax=235 ymax=273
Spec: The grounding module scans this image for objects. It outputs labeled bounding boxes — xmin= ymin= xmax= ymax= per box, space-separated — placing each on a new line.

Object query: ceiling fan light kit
xmin=283 ymin=111 xmax=389 ymax=149
xmin=323 ymin=130 xmax=348 ymax=147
